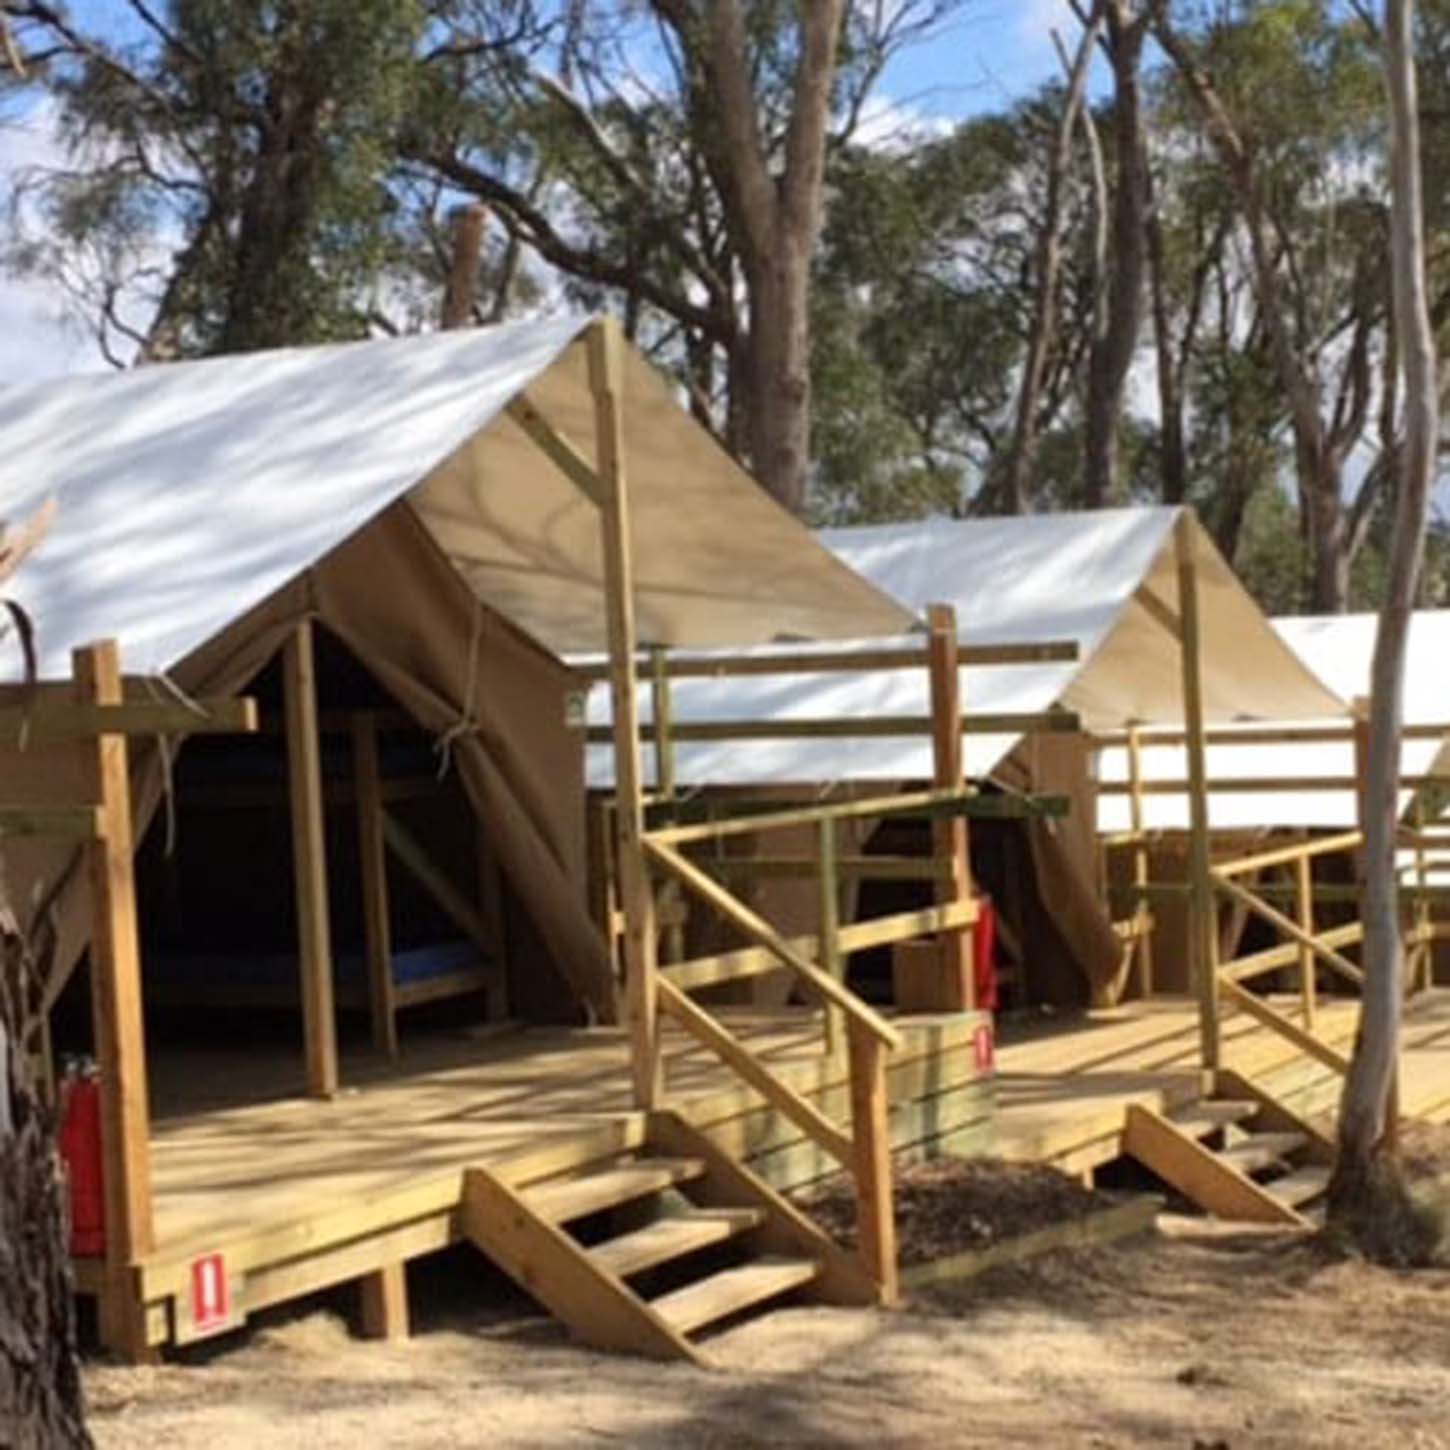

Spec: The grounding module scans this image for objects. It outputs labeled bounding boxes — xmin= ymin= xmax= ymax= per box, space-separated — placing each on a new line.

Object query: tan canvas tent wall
xmin=0 ymin=315 xmax=912 ymax=1026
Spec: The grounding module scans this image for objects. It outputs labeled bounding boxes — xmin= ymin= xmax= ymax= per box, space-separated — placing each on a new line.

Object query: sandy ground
xmin=80 ymin=1221 xmax=1450 ymax=1450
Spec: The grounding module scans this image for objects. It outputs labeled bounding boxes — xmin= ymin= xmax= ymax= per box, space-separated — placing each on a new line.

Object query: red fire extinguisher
xmin=973 ymin=895 xmax=998 ymax=1013
xmin=58 ymin=1058 xmax=105 ymax=1257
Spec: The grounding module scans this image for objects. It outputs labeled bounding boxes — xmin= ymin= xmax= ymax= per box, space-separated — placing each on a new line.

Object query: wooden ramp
xmin=460 ymin=1112 xmax=875 ymax=1364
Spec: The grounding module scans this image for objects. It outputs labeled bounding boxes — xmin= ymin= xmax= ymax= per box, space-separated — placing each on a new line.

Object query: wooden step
xmin=651 ymin=1257 xmax=820 ymax=1337
xmin=1171 ymin=1099 xmax=1260 ymax=1140
xmin=523 ymin=1158 xmax=706 ymax=1224
xmin=590 ymin=1209 xmax=763 ymax=1279
xmin=1263 ymin=1163 xmax=1332 ymax=1209
xmin=1218 ymin=1132 xmax=1307 ymax=1175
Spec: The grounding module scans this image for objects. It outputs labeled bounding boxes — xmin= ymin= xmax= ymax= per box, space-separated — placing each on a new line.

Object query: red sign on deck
xmin=973 ymin=1022 xmax=995 ymax=1075
xmin=190 ymin=1251 xmax=231 ymax=1336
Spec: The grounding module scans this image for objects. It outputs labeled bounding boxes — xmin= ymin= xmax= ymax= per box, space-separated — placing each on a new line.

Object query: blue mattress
xmin=145 ymin=938 xmax=478 ymax=989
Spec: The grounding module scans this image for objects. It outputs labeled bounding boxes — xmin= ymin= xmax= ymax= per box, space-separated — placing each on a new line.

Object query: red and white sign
xmin=190 ymin=1251 xmax=231 ymax=1336
xmin=973 ymin=1022 xmax=996 ymax=1075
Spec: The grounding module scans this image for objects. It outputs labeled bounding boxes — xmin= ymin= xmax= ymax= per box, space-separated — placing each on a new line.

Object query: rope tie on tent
xmin=141 ymin=671 xmax=211 ymax=857
xmin=434 ymin=594 xmax=485 ymax=780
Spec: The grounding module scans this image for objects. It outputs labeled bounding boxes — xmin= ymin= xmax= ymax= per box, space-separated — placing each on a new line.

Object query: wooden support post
xmin=847 ymin=1020 xmax=898 ymax=1304
xmin=475 ymin=828 xmax=510 ymax=1020
xmin=818 ymin=816 xmax=843 ymax=1054
xmin=1127 ymin=725 xmax=1155 ymax=996
xmin=926 ymin=603 xmax=974 ymax=1010
xmin=651 ymin=647 xmax=685 ymax=965
xmin=588 ymin=317 xmax=661 ymax=1107
xmin=1175 ymin=515 xmax=1219 ymax=1083
xmin=352 ymin=712 xmax=397 ymax=1058
xmin=1413 ymin=797 xmax=1431 ymax=992
xmin=1295 ymin=849 xmax=1317 ymax=1030
xmin=283 ymin=618 xmax=339 ymax=1099
xmin=359 ymin=1261 xmax=410 ymax=1341
xmin=74 ymin=639 xmax=155 ymax=1358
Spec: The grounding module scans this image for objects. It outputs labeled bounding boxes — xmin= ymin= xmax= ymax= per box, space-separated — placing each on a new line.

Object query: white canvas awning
xmin=586 ymin=506 xmax=1344 ymax=788
xmin=0 ymin=316 xmax=911 ymax=681
xmin=1098 ymin=611 xmax=1450 ymax=835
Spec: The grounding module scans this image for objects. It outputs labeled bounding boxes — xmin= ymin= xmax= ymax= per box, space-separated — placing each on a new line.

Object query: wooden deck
xmin=95 ymin=988 xmax=1450 ymax=1347
xmin=994 ymin=987 xmax=1450 ymax=1175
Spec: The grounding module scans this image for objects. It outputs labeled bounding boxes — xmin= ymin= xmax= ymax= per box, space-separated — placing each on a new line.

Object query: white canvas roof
xmin=586 ymin=506 xmax=1343 ymax=788
xmin=1098 ymin=611 xmax=1450 ymax=834
xmin=0 ymin=316 xmax=911 ymax=681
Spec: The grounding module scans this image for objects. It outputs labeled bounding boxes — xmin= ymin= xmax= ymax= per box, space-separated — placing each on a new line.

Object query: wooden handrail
xmin=661 ymin=899 xmax=977 ymax=994
xmin=655 ymin=979 xmax=854 ymax=1164
xmin=1213 ymin=830 xmax=1364 ymax=878
xmin=643 ymin=837 xmax=903 ymax=1051
xmin=583 ymin=709 xmax=1080 ymax=743
xmin=1217 ymin=976 xmax=1350 ymax=1074
xmin=1211 ymin=871 xmax=1365 ymax=987
xmin=645 ymin=786 xmax=975 ymax=847
xmin=570 ymin=640 xmax=1081 ymax=681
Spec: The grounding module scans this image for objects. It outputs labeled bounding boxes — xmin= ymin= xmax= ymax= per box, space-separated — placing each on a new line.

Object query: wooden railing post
xmin=74 ymin=639 xmax=155 ymax=1357
xmin=650 ymin=646 xmax=686 ymax=966
xmin=589 ymin=316 xmax=661 ymax=1107
xmin=283 ymin=617 xmax=339 ymax=1099
xmin=1127 ymin=725 xmax=1155 ymax=996
xmin=1413 ymin=797 xmax=1431 ymax=993
xmin=818 ymin=816 xmax=843 ymax=1053
xmin=1295 ymin=847 xmax=1317 ymax=1030
xmin=352 ymin=711 xmax=397 ymax=1057
xmin=926 ymin=602 xmax=974 ymax=1010
xmin=847 ymin=1019 xmax=898 ymax=1303
xmin=1175 ymin=514 xmax=1219 ymax=1082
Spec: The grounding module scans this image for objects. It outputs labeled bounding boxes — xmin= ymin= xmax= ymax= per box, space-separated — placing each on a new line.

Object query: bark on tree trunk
xmin=1328 ymin=0 xmax=1440 ymax=1262
xmin=0 ymin=906 xmax=92 ymax=1448
xmin=1082 ymin=4 xmax=1149 ymax=507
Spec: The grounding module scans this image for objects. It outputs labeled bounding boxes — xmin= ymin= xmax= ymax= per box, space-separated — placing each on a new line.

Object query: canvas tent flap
xmin=2 ymin=315 xmax=911 ymax=683
xmin=410 ymin=332 xmax=913 ymax=652
xmin=3 ymin=501 xmax=615 ymax=1024
xmin=1097 ymin=610 xmax=1450 ymax=833
xmin=586 ymin=506 xmax=1346 ymax=790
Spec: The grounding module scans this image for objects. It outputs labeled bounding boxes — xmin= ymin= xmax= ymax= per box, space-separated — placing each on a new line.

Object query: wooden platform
xmin=994 ymin=988 xmax=1450 ymax=1176
xmin=89 ymin=1006 xmax=991 ymax=1347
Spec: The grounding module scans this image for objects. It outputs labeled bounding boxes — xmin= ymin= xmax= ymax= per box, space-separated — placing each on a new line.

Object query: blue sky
xmin=0 ymin=0 xmax=1072 ymax=383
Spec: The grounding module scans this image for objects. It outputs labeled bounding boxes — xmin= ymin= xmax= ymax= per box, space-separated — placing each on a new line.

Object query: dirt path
xmin=83 ymin=1225 xmax=1450 ymax=1449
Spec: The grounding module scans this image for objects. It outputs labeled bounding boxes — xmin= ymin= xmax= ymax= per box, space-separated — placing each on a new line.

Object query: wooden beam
xmin=1134 ymin=583 xmax=1183 ymax=641
xmin=644 ymin=837 xmax=902 ymax=1050
xmin=358 ymin=1261 xmax=410 ymax=1341
xmin=571 ymin=640 xmax=1081 ymax=681
xmin=352 ymin=713 xmax=397 ymax=1058
xmin=589 ymin=316 xmax=661 ymax=1106
xmin=656 ymin=978 xmax=854 ymax=1164
xmin=0 ymin=805 xmax=105 ymax=839
xmin=505 ymin=393 xmax=605 ymax=505
xmin=644 ymin=788 xmax=1065 ymax=833
xmin=1127 ymin=725 xmax=1154 ymax=996
xmin=0 ymin=697 xmax=256 ymax=745
xmin=701 ymin=855 xmax=953 ymax=882
xmin=73 ymin=639 xmax=155 ymax=1360
xmin=282 ymin=619 xmax=339 ymax=1100
xmin=1212 ymin=870 xmax=1365 ymax=987
xmin=1175 ymin=515 xmax=1218 ymax=1080
xmin=847 ymin=1023 xmax=899 ymax=1302
xmin=1217 ymin=975 xmax=1351 ymax=1075
xmin=927 ymin=602 xmax=974 ymax=1011
xmin=583 ymin=709 xmax=1081 ymax=744
xmin=818 ymin=817 xmax=843 ymax=1052
xmin=381 ymin=810 xmax=491 ymax=951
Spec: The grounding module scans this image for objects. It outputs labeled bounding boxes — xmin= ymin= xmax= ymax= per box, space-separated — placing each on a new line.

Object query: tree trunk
xmin=1003 ymin=9 xmax=1102 ymax=514
xmin=1083 ymin=5 xmax=1149 ymax=507
xmin=743 ymin=244 xmax=814 ymax=515
xmin=0 ymin=913 xmax=92 ymax=1448
xmin=1328 ymin=0 xmax=1439 ymax=1262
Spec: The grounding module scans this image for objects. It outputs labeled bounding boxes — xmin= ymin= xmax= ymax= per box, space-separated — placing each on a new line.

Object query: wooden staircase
xmin=460 ymin=1110 xmax=877 ymax=1364
xmin=1122 ymin=1070 xmax=1334 ymax=1228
